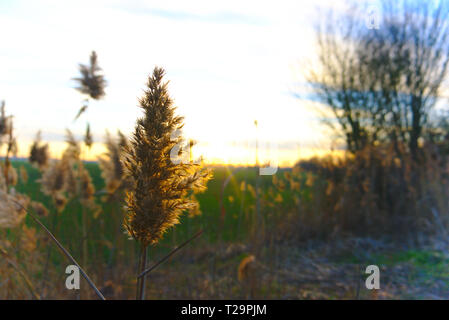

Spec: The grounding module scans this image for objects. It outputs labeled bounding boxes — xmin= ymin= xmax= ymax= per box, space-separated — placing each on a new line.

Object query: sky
xmin=0 ymin=0 xmax=354 ymax=166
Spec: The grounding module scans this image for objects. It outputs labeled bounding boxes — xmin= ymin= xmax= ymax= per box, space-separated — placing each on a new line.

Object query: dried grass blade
xmin=0 ymin=246 xmax=40 ymax=300
xmin=11 ymin=199 xmax=106 ymax=300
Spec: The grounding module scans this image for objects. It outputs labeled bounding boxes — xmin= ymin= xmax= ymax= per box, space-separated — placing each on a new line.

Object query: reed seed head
xmin=0 ymin=101 xmax=11 ymax=138
xmin=78 ymin=162 xmax=95 ymax=205
xmin=19 ymin=165 xmax=28 ymax=184
xmin=84 ymin=123 xmax=93 ymax=149
xmin=73 ymin=51 xmax=107 ymax=100
xmin=0 ymin=162 xmax=18 ymax=187
xmin=99 ymin=130 xmax=129 ymax=195
xmin=238 ymin=255 xmax=256 ymax=283
xmin=39 ymin=160 xmax=68 ymax=196
xmin=29 ymin=131 xmax=49 ymax=170
xmin=0 ymin=190 xmax=29 ymax=229
xmin=123 ymin=67 xmax=211 ymax=247
xmin=64 ymin=129 xmax=81 ymax=162
xmin=30 ymin=201 xmax=49 ymax=217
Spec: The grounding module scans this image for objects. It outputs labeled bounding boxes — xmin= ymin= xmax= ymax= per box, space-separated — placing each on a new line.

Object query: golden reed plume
xmin=29 ymin=131 xmax=49 ymax=170
xmin=123 ymin=67 xmax=211 ymax=299
xmin=123 ymin=67 xmax=211 ymax=247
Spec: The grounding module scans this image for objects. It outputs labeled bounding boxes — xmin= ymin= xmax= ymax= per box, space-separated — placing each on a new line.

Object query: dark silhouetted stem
xmin=138 ymin=229 xmax=203 ymax=279
xmin=136 ymin=245 xmax=148 ymax=300
xmin=40 ymin=207 xmax=58 ymax=297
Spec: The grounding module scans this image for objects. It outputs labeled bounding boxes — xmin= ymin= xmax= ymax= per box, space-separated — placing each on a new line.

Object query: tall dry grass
xmin=271 ymin=142 xmax=449 ymax=243
xmin=2 ymin=52 xmax=449 ymax=300
xmin=123 ymin=67 xmax=211 ymax=299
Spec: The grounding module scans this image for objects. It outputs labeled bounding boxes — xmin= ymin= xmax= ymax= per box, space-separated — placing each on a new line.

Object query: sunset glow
xmin=0 ymin=0 xmax=343 ymax=166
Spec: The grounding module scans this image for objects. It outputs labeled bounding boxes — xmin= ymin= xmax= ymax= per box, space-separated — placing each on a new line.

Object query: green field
xmin=6 ymin=160 xmax=449 ymax=299
xmin=11 ymin=161 xmax=285 ymax=268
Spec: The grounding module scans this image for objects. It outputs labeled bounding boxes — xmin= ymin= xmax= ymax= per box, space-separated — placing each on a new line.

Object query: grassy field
xmin=7 ymin=160 xmax=292 ymax=298
xmin=4 ymin=159 xmax=448 ymax=300
xmin=13 ymin=161 xmax=282 ymax=244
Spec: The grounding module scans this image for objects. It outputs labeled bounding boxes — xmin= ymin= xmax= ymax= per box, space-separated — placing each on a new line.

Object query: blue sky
xmin=0 ymin=0 xmax=351 ymax=165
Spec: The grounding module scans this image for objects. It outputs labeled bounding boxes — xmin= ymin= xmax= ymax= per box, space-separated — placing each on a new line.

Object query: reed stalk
xmin=123 ymin=67 xmax=211 ymax=299
xmin=136 ymin=245 xmax=148 ymax=300
xmin=11 ymin=199 xmax=106 ymax=300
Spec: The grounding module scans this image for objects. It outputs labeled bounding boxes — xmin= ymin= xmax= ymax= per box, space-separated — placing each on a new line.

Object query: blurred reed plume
xmin=238 ymin=255 xmax=257 ymax=299
xmin=0 ymin=103 xmax=29 ymax=229
xmin=30 ymin=201 xmax=49 ymax=218
xmin=238 ymin=255 xmax=256 ymax=282
xmin=0 ymin=100 xmax=10 ymax=138
xmin=29 ymin=131 xmax=49 ymax=170
xmin=64 ymin=129 xmax=81 ymax=161
xmin=37 ymin=129 xmax=95 ymax=213
xmin=0 ymin=190 xmax=29 ymax=229
xmin=19 ymin=165 xmax=28 ymax=184
xmin=98 ymin=130 xmax=130 ymax=196
xmin=0 ymin=161 xmax=18 ymax=187
xmin=84 ymin=123 xmax=93 ymax=149
xmin=123 ymin=66 xmax=211 ymax=299
xmin=72 ymin=50 xmax=107 ymax=133
xmin=39 ymin=160 xmax=69 ymax=212
xmin=77 ymin=162 xmax=96 ymax=206
xmin=73 ymin=51 xmax=106 ymax=102
xmin=0 ymin=102 xmax=18 ymax=191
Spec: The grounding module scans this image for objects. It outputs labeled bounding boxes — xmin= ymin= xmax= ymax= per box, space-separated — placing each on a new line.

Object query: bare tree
xmin=306 ymin=0 xmax=449 ymax=157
